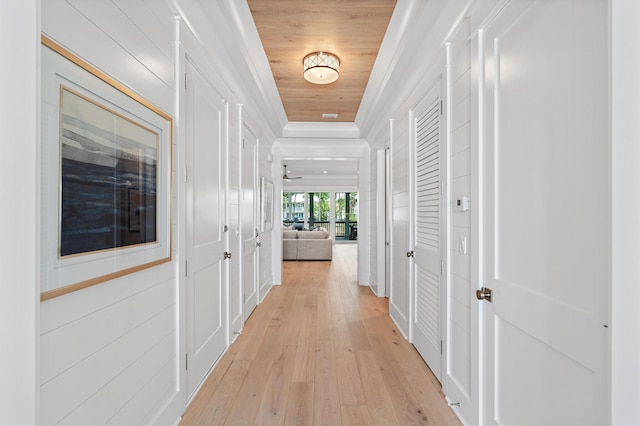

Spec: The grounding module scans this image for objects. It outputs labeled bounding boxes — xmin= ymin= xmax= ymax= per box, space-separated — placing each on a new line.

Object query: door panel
xmin=480 ymin=1 xmax=608 ymax=424
xmin=185 ymin=60 xmax=227 ymax=398
xmin=412 ymin=81 xmax=443 ymax=381
xmin=241 ymin=130 xmax=258 ymax=322
xmin=389 ymin=121 xmax=410 ymax=336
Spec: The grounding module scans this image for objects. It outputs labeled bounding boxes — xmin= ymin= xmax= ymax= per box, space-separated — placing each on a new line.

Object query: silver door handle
xmin=475 ymin=287 xmax=493 ymax=303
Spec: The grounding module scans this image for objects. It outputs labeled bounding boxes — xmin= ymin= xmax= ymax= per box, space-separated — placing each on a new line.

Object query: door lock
xmin=224 ymin=252 xmax=232 ymax=259
xmin=475 ymin=287 xmax=493 ymax=303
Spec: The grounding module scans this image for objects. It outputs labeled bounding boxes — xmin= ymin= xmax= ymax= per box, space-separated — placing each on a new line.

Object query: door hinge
xmin=476 ymin=287 xmax=493 ymax=303
xmin=184 ymin=73 xmax=187 ymax=90
xmin=441 ymin=180 xmax=444 ymax=195
xmin=185 ymin=260 xmax=188 ymax=276
xmin=440 ymin=259 xmax=443 ymax=273
xmin=440 ymin=340 xmax=443 ymax=354
xmin=185 ymin=353 xmax=188 ymax=370
xmin=184 ymin=166 xmax=188 ymax=183
xmin=440 ymin=100 xmax=443 ymax=115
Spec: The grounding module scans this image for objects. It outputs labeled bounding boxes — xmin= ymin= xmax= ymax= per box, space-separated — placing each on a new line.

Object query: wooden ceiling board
xmin=247 ymin=0 xmax=397 ymax=123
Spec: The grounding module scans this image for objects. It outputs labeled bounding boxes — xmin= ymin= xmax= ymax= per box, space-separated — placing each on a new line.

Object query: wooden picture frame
xmin=40 ymin=36 xmax=172 ymax=300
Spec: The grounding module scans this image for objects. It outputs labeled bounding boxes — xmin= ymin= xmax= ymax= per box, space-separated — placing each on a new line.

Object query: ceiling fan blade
xmin=282 ymin=164 xmax=302 ymax=180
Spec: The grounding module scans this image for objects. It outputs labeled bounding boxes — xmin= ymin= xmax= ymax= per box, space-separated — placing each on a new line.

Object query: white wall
xmin=445 ymin=17 xmax=475 ymax=422
xmin=40 ymin=2 xmax=180 ymax=423
xmin=611 ymin=0 xmax=640 ymax=424
xmin=0 ymin=1 xmax=39 ymax=424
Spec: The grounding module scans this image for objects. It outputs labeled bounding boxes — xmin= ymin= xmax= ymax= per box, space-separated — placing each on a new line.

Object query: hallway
xmin=180 ymin=244 xmax=460 ymax=425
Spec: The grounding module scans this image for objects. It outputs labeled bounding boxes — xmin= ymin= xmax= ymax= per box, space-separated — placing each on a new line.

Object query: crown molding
xmin=282 ymin=122 xmax=361 ymax=139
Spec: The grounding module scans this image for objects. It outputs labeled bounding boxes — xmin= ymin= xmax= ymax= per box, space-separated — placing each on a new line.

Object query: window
xmin=335 ymin=192 xmax=358 ymax=239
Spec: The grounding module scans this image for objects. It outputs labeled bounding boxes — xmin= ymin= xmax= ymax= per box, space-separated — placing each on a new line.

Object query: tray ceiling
xmin=247 ymin=0 xmax=397 ymax=123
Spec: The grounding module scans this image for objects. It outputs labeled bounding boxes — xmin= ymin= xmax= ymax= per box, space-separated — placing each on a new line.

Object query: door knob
xmin=224 ymin=252 xmax=232 ymax=259
xmin=475 ymin=287 xmax=493 ymax=302
xmin=406 ymin=251 xmax=414 ymax=258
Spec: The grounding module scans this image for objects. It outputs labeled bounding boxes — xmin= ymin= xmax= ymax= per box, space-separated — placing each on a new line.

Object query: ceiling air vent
xmin=322 ymin=113 xmax=338 ymax=119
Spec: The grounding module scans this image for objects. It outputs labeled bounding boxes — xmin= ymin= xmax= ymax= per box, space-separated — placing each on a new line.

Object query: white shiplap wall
xmin=40 ymin=1 xmax=180 ymax=424
xmin=446 ymin=18 xmax=475 ymax=422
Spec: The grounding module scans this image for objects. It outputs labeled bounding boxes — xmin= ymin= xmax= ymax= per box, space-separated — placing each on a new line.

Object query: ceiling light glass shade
xmin=303 ymin=51 xmax=340 ymax=84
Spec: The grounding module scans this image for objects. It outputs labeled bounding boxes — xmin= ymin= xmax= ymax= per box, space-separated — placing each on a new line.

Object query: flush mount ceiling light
xmin=303 ymin=51 xmax=340 ymax=84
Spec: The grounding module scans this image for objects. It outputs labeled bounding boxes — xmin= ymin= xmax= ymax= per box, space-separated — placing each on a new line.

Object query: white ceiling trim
xmin=282 ymin=122 xmax=361 ymax=139
xmin=273 ymin=139 xmax=368 ymax=159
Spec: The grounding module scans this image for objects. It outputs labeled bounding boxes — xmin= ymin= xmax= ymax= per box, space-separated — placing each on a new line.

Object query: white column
xmin=0 ymin=1 xmax=39 ymax=423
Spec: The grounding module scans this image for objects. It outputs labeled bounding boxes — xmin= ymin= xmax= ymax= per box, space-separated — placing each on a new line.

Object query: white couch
xmin=282 ymin=228 xmax=332 ymax=261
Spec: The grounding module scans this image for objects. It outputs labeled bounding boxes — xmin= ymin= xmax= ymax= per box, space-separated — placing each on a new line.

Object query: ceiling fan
xmin=282 ymin=164 xmax=302 ymax=182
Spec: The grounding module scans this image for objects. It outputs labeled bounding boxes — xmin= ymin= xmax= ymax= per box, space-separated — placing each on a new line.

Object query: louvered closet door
xmin=412 ymin=80 xmax=443 ymax=381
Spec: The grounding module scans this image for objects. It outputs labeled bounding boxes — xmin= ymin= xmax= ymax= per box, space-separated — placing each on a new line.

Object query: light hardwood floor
xmin=180 ymin=244 xmax=461 ymax=425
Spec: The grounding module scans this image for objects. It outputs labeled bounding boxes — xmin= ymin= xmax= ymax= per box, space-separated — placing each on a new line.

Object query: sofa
xmin=282 ymin=228 xmax=332 ymax=261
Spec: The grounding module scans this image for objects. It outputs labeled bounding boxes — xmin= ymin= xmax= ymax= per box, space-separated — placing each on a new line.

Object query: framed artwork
xmin=261 ymin=177 xmax=274 ymax=232
xmin=40 ymin=36 xmax=173 ymax=300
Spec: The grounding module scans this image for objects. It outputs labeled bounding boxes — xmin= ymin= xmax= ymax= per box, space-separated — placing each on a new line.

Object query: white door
xmin=411 ymin=81 xmax=444 ymax=381
xmin=479 ymin=1 xmax=608 ymax=424
xmin=389 ymin=119 xmax=410 ymax=336
xmin=228 ymin=107 xmax=242 ymax=338
xmin=241 ymin=129 xmax=258 ymax=322
xmin=385 ymin=146 xmax=391 ymax=298
xmin=185 ymin=60 xmax=228 ymax=398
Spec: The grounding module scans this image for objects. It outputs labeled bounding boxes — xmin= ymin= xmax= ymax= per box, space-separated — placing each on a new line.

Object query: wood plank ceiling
xmin=247 ymin=0 xmax=397 ymax=123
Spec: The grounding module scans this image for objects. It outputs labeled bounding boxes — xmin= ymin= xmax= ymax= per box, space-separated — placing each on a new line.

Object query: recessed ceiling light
xmin=322 ymin=113 xmax=338 ymax=119
xmin=323 ymin=170 xmax=327 ymax=174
